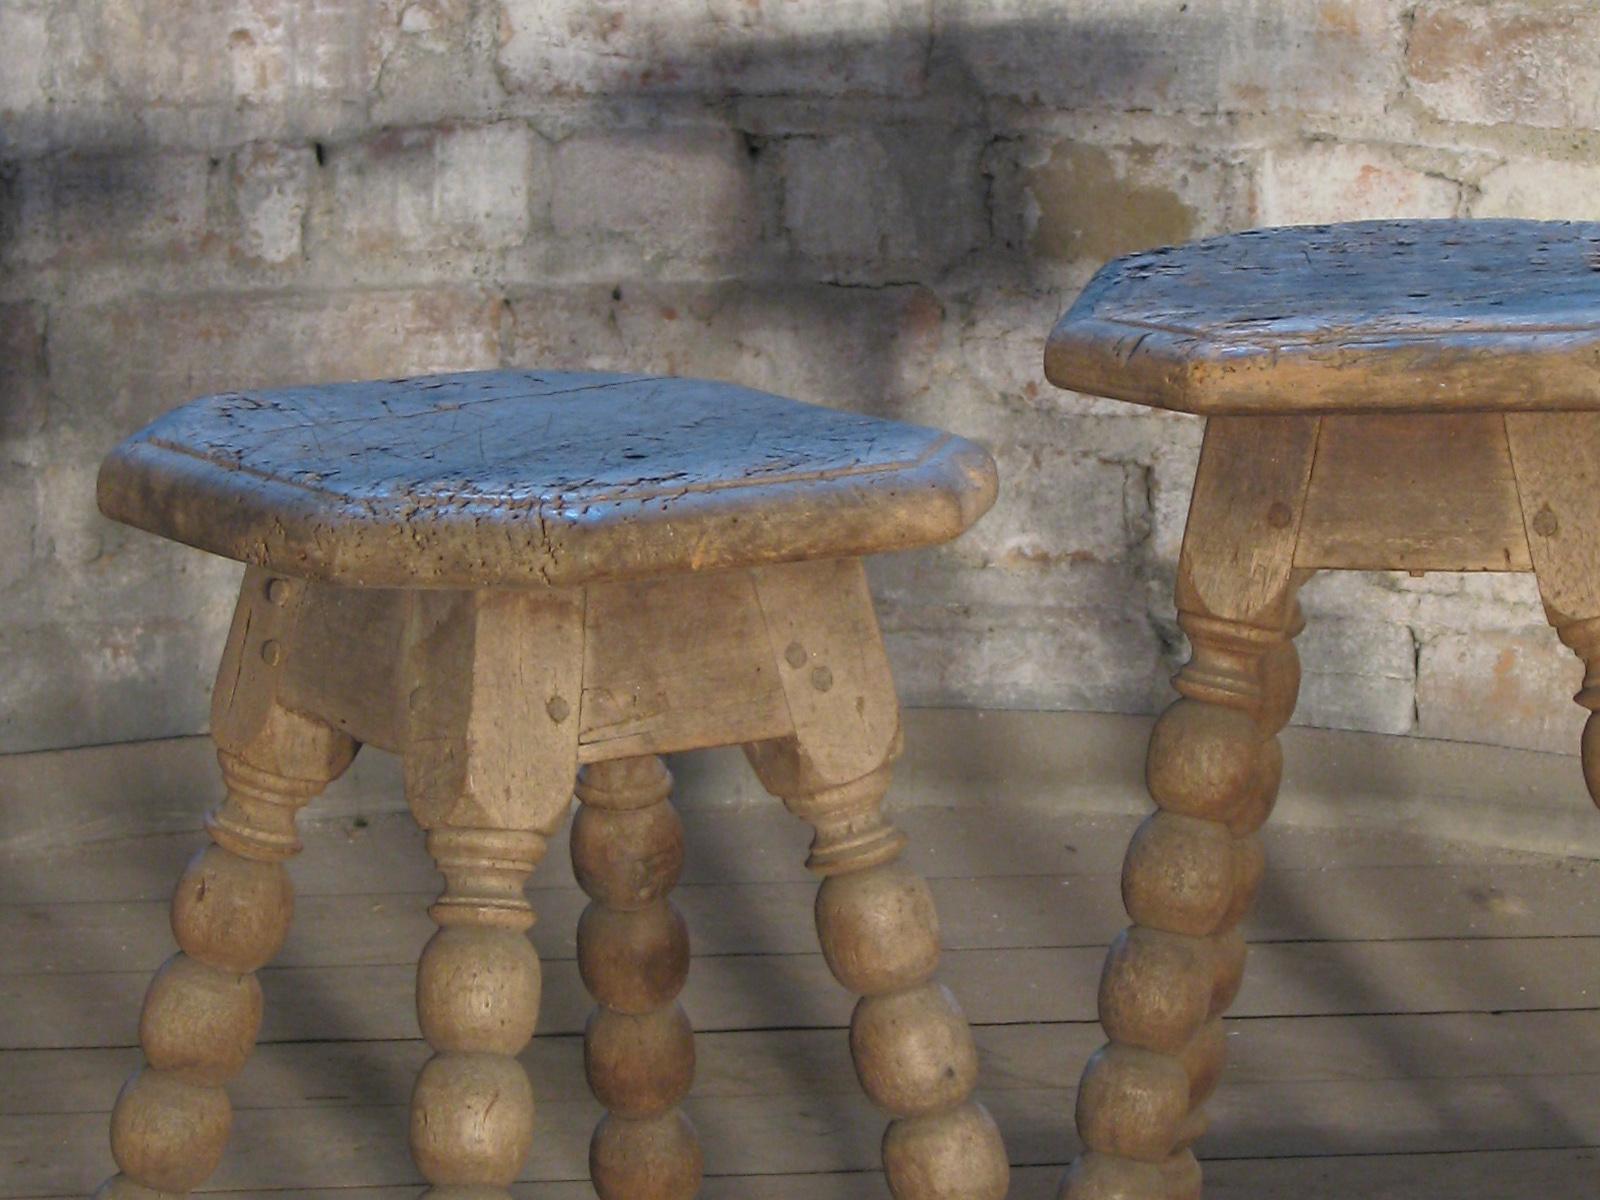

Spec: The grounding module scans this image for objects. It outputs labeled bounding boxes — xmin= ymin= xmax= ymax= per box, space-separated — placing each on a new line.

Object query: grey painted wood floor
xmin=5 ymin=797 xmax=1600 ymax=1197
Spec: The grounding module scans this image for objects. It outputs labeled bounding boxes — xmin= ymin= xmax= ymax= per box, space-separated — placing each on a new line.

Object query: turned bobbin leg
xmin=401 ymin=586 xmax=586 ymax=1199
xmin=95 ymin=565 xmax=359 ymax=1200
xmin=1064 ymin=414 xmax=1317 ymax=1200
xmin=572 ymin=755 xmax=702 ymax=1200
xmin=767 ymin=761 xmax=1010 ymax=1200
xmin=1159 ymin=612 xmax=1301 ymax=1200
xmin=1064 ymin=610 xmax=1302 ymax=1200
xmin=95 ymin=711 xmax=356 ymax=1199
xmin=409 ymin=826 xmax=546 ymax=1197
xmin=740 ymin=556 xmax=1009 ymax=1198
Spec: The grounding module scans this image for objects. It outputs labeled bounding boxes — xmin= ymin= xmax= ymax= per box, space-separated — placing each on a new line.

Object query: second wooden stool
xmin=1046 ymin=218 xmax=1600 ymax=1198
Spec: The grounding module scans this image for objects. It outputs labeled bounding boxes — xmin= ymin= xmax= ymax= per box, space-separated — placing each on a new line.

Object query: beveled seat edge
xmin=1046 ymin=313 xmax=1600 ymax=416
xmin=98 ymin=431 xmax=998 ymax=590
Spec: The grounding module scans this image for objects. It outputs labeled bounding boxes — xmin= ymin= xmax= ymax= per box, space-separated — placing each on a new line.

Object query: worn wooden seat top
xmin=1046 ymin=218 xmax=1600 ymax=415
xmin=98 ymin=369 xmax=996 ymax=589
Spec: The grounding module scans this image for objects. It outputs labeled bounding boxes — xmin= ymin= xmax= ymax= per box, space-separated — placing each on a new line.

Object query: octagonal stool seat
xmin=92 ymin=369 xmax=1010 ymax=1200
xmin=1045 ymin=218 xmax=1600 ymax=1199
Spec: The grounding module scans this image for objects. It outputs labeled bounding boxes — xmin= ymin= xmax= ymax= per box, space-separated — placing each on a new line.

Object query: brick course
xmin=1409 ymin=3 xmax=1600 ymax=131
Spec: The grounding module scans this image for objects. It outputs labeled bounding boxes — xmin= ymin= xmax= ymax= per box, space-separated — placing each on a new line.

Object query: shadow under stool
xmin=1045 ymin=218 xmax=1600 ymax=1199
xmin=91 ymin=370 xmax=1010 ymax=1199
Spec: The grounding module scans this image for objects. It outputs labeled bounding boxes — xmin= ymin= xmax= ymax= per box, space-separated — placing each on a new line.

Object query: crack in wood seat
xmin=90 ymin=370 xmax=1009 ymax=1200
xmin=98 ymin=369 xmax=995 ymax=589
xmin=1046 ymin=218 xmax=1600 ymax=415
xmin=1046 ymin=219 xmax=1600 ymax=1200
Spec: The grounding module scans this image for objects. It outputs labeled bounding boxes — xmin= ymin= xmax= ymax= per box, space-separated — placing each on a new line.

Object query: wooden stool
xmin=1044 ymin=219 xmax=1600 ymax=1199
xmin=92 ymin=370 xmax=1010 ymax=1200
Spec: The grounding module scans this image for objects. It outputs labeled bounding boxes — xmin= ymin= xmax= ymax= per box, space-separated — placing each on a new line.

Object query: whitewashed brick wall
xmin=3 ymin=0 xmax=1598 ymax=755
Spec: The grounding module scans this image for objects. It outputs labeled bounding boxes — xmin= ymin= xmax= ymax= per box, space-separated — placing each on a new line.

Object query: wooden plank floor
xmin=5 ymin=797 xmax=1600 ymax=1197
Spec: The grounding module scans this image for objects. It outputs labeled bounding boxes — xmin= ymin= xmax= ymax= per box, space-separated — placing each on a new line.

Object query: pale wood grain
xmin=578 ymin=573 xmax=791 ymax=760
xmin=401 ymin=587 xmax=584 ymax=835
xmin=746 ymin=557 xmax=902 ymax=796
xmin=1508 ymin=412 xmax=1600 ymax=623
xmin=1297 ymin=413 xmax=1532 ymax=572
xmin=1176 ymin=414 xmax=1318 ymax=630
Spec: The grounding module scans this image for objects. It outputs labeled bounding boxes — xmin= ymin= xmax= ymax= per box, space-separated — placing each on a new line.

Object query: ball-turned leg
xmin=399 ymin=585 xmax=586 ymax=1199
xmin=408 ymin=826 xmax=548 ymax=1198
xmin=573 ymin=755 xmax=702 ymax=1200
xmin=95 ymin=718 xmax=356 ymax=1199
xmin=1064 ymin=608 xmax=1302 ymax=1200
xmin=779 ymin=762 xmax=1010 ymax=1200
xmin=741 ymin=556 xmax=1009 ymax=1196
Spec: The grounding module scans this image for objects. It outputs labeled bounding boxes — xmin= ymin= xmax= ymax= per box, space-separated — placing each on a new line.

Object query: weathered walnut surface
xmin=98 ymin=370 xmax=997 ymax=588
xmin=1046 ymin=219 xmax=1600 ymax=415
